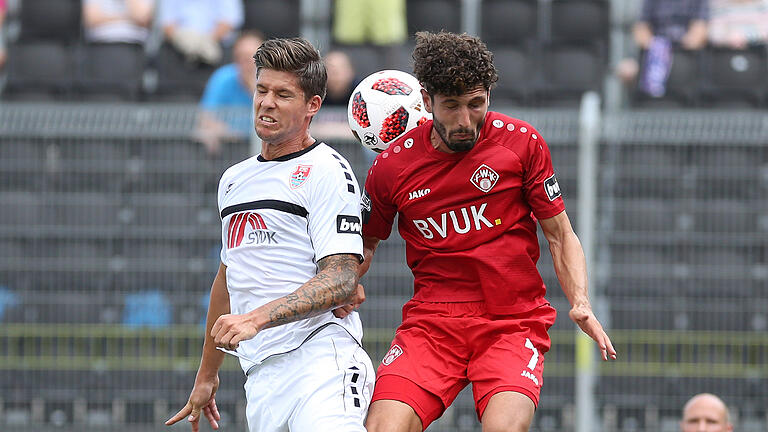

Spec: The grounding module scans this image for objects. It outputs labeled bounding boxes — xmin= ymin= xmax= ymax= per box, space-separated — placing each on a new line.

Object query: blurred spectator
xmin=323 ymin=49 xmax=360 ymax=107
xmin=617 ymin=0 xmax=709 ymax=95
xmin=0 ymin=0 xmax=6 ymax=71
xmin=196 ymin=30 xmax=263 ymax=155
xmin=158 ymin=0 xmax=243 ymax=65
xmin=333 ymin=0 xmax=407 ymax=46
xmin=709 ymin=0 xmax=768 ymax=48
xmin=680 ymin=393 xmax=733 ymax=432
xmin=83 ymin=0 xmax=155 ymax=44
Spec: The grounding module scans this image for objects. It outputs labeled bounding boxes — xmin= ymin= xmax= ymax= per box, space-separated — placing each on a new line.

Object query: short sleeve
xmin=521 ymin=128 xmax=565 ymax=220
xmin=361 ymin=159 xmax=397 ymax=240
xmin=217 ymin=171 xmax=230 ymax=265
xmin=307 ymin=156 xmax=364 ymax=262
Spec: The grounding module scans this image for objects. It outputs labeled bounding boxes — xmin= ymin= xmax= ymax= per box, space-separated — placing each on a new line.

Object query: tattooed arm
xmin=210 ymin=253 xmax=360 ymax=350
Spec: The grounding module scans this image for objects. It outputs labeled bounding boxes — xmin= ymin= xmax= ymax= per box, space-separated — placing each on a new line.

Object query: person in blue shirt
xmin=196 ymin=30 xmax=264 ymax=155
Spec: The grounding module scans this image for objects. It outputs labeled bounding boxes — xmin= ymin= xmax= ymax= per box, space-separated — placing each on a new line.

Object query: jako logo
xmin=382 ymin=344 xmax=403 ymax=366
xmin=227 ymin=212 xmax=277 ymax=248
xmin=337 ymin=215 xmax=362 ymax=234
xmin=408 ymin=188 xmax=430 ymax=200
xmin=412 ymin=203 xmax=493 ymax=239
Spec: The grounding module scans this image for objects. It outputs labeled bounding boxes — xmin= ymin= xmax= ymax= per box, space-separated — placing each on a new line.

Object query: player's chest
xmin=393 ymin=153 xmax=524 ymax=215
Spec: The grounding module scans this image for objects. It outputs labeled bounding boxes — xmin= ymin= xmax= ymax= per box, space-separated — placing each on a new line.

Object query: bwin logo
xmin=337 ymin=215 xmax=362 ymax=234
xmin=408 ymin=188 xmax=430 ymax=200
xmin=544 ymin=174 xmax=561 ymax=201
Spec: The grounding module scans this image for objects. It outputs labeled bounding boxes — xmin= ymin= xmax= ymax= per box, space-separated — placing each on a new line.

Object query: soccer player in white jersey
xmin=166 ymin=37 xmax=374 ymax=432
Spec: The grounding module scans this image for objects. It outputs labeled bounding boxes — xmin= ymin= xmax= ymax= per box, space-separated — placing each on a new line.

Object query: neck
xmin=430 ymin=128 xmax=453 ymax=153
xmin=261 ymin=133 xmax=315 ymax=160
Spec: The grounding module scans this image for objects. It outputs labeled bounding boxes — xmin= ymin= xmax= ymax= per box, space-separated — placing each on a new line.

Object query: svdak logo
xmin=227 ymin=212 xmax=277 ymax=248
xmin=337 ymin=215 xmax=362 ymax=234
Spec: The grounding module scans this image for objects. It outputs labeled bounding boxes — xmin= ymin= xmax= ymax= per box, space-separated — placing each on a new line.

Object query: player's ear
xmin=421 ymin=88 xmax=432 ymax=113
xmin=307 ymin=94 xmax=322 ymax=116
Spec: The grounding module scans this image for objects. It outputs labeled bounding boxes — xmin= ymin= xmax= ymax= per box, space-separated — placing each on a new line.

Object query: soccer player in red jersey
xmin=349 ymin=31 xmax=617 ymax=431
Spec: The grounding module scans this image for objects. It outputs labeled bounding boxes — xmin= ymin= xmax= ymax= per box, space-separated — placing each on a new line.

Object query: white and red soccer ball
xmin=347 ymin=70 xmax=431 ymax=153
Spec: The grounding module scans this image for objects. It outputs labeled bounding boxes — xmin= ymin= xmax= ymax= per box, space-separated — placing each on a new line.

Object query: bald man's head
xmin=680 ymin=393 xmax=733 ymax=432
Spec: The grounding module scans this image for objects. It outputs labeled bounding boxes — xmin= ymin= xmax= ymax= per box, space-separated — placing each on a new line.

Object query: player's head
xmin=252 ymin=38 xmax=326 ymax=143
xmin=412 ymin=31 xmax=498 ymax=152
xmin=680 ymin=393 xmax=733 ymax=432
xmin=233 ymin=30 xmax=265 ymax=78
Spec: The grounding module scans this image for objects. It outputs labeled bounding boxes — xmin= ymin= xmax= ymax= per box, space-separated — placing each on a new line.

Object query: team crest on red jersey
xmin=470 ymin=164 xmax=499 ymax=193
xmin=381 ymin=344 xmax=403 ymax=366
xmin=290 ymin=164 xmax=312 ymax=189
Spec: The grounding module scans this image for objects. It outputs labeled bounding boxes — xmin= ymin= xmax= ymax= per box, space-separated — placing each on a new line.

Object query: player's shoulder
xmin=220 ymin=154 xmax=259 ymax=183
xmin=482 ymin=111 xmax=541 ymax=147
xmin=370 ymin=121 xmax=429 ymax=172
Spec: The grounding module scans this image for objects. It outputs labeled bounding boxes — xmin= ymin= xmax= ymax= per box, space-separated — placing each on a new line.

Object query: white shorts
xmin=243 ymin=325 xmax=374 ymax=432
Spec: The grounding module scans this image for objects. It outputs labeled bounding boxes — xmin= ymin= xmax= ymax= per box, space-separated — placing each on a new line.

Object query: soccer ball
xmin=347 ymin=70 xmax=431 ymax=152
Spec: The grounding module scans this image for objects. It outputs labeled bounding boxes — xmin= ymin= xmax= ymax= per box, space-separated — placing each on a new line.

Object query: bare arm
xmin=126 ymin=0 xmax=154 ymax=27
xmin=333 ymin=235 xmax=381 ymax=319
xmin=211 ymin=253 xmax=360 ymax=350
xmin=681 ymin=19 xmax=708 ymax=50
xmin=633 ymin=21 xmax=654 ymax=50
xmin=539 ymin=211 xmax=616 ymax=361
xmin=166 ymin=262 xmax=229 ymax=430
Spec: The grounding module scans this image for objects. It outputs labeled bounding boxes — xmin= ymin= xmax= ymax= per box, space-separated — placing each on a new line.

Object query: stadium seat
xmin=535 ymin=43 xmax=605 ymax=106
xmin=18 ymin=0 xmax=82 ymax=42
xmin=480 ymin=0 xmax=537 ymax=46
xmin=329 ymin=44 xmax=387 ymax=79
xmin=243 ymin=0 xmax=300 ymax=38
xmin=406 ymin=0 xmax=462 ymax=38
xmin=76 ymin=43 xmax=146 ymax=101
xmin=550 ymin=0 xmax=609 ymax=43
xmin=700 ymin=47 xmax=767 ymax=108
xmin=145 ymin=44 xmax=216 ymax=102
xmin=122 ymin=290 xmax=172 ymax=328
xmin=489 ymin=45 xmax=534 ymax=105
xmin=634 ymin=48 xmax=704 ymax=107
xmin=3 ymin=42 xmax=75 ymax=100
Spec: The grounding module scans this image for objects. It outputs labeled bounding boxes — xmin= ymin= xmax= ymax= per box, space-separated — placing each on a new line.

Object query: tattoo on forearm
xmin=267 ymin=254 xmax=359 ymax=327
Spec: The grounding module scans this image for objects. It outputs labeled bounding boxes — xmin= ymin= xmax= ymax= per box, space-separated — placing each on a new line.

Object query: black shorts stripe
xmin=221 ymin=199 xmax=308 ymax=219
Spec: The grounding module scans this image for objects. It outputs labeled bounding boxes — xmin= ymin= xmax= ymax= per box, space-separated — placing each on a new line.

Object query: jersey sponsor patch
xmin=381 ymin=344 xmax=403 ymax=366
xmin=544 ymin=174 xmax=561 ymax=201
xmin=337 ymin=215 xmax=362 ymax=234
xmin=361 ymin=190 xmax=372 ymax=224
xmin=290 ymin=164 xmax=312 ymax=189
xmin=470 ymin=164 xmax=499 ymax=193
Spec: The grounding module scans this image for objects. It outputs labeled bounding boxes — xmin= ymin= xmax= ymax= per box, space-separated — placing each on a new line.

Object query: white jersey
xmin=217 ymin=142 xmax=364 ymax=373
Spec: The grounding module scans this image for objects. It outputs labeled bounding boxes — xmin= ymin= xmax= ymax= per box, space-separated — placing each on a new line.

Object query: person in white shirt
xmin=166 ymin=37 xmax=374 ymax=432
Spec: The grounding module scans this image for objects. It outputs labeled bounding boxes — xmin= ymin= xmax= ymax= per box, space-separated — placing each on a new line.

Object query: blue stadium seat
xmin=122 ymin=290 xmax=172 ymax=328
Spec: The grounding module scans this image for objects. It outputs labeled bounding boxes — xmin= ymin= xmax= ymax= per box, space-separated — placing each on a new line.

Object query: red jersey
xmin=362 ymin=112 xmax=565 ymax=314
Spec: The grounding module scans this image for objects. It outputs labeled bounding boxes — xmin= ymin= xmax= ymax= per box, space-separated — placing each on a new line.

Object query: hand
xmin=211 ymin=313 xmax=260 ymax=350
xmin=569 ymin=304 xmax=617 ymax=361
xmin=333 ymin=283 xmax=366 ymax=319
xmin=165 ymin=375 xmax=221 ymax=431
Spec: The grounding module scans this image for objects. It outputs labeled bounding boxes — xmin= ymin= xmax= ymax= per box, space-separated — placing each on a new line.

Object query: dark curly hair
xmin=412 ymin=31 xmax=498 ymax=97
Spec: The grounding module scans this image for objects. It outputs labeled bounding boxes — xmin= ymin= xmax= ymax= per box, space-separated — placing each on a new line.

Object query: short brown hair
xmin=253 ymin=37 xmax=327 ymax=101
xmin=412 ymin=31 xmax=498 ymax=96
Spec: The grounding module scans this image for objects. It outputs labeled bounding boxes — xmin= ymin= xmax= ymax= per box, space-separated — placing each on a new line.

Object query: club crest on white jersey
xmin=470 ymin=164 xmax=499 ymax=193
xmin=290 ymin=164 xmax=312 ymax=189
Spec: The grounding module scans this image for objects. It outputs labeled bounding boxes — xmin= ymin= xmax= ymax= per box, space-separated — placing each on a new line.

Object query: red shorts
xmin=371 ymin=300 xmax=557 ymax=430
